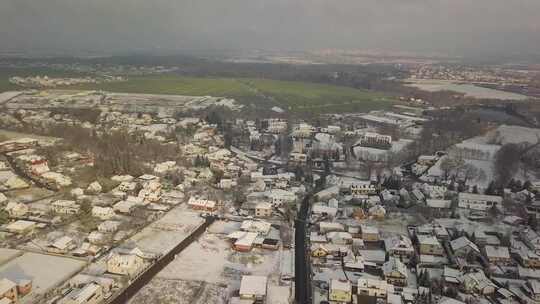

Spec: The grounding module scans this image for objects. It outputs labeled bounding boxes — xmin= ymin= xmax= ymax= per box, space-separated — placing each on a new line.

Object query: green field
xmin=0 ymin=71 xmax=396 ymax=113
xmin=66 ymin=76 xmax=395 ymax=113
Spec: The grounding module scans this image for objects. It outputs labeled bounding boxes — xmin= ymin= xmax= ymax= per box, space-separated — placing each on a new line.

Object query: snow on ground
xmin=207 ymin=220 xmax=242 ymax=235
xmin=130 ymin=220 xmax=284 ymax=303
xmin=128 ymin=278 xmax=227 ymax=304
xmin=0 ymin=248 xmax=21 ymax=266
xmin=435 ymin=217 xmax=513 ymax=236
xmin=126 ymin=205 xmax=204 ymax=254
xmin=157 ymin=232 xmax=231 ymax=283
xmin=267 ymin=285 xmax=292 ymax=304
xmin=0 ymin=252 xmax=86 ymax=300
xmin=0 ymin=91 xmax=23 ymax=104
xmin=487 ymin=125 xmax=540 ymax=145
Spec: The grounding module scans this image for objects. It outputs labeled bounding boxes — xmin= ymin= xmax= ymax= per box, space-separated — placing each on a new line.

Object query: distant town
xmin=0 ymin=55 xmax=539 ymax=304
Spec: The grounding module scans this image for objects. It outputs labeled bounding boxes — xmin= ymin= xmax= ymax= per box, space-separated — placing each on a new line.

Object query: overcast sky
xmin=1 ymin=0 xmax=539 ymax=57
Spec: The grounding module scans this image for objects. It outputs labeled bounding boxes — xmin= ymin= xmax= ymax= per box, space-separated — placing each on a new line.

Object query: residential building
xmin=5 ymin=220 xmax=36 ymax=234
xmin=59 ymin=283 xmax=103 ymax=304
xmin=458 ymin=193 xmax=502 ymax=211
xmin=5 ymin=202 xmax=29 ymax=217
xmin=350 ymin=181 xmax=377 ymax=196
xmin=357 ymin=278 xmax=391 ymax=298
xmin=484 ymin=245 xmax=511 ymax=265
xmin=255 ymin=202 xmax=272 ymax=218
xmin=52 ymin=200 xmax=80 ymax=215
xmin=383 ymin=257 xmax=408 ymax=286
xmin=384 ymin=235 xmax=415 ymax=260
xmin=106 ymin=252 xmax=145 ymax=277
xmin=91 ymin=207 xmax=115 ymax=220
xmin=329 ymin=279 xmax=352 ymax=303
xmin=450 ymin=236 xmax=480 ymax=258
xmin=239 ymin=275 xmax=267 ymax=302
xmin=0 ymin=278 xmax=17 ymax=302
xmin=361 ymin=225 xmax=380 ymax=242
xmin=187 ymin=196 xmax=218 ymax=212
xmin=417 ymin=235 xmax=444 ymax=256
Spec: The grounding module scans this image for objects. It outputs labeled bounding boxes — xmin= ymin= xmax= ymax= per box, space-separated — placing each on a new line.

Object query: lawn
xmin=0 ymin=71 xmax=397 ymax=113
xmin=69 ymin=75 xmax=396 ymax=113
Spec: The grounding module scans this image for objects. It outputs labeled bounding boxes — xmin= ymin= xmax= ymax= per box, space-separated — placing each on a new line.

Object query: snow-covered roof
xmin=239 ymin=275 xmax=267 ymax=296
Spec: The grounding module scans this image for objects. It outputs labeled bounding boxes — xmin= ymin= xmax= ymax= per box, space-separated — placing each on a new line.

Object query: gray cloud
xmin=1 ymin=0 xmax=539 ymax=56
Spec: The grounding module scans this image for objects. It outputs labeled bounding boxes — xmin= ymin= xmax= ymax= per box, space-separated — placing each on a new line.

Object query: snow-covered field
xmin=130 ymin=220 xmax=288 ymax=303
xmin=157 ymin=233 xmax=231 ymax=283
xmin=126 ymin=205 xmax=205 ymax=254
xmin=128 ymin=278 xmax=227 ymax=304
xmin=0 ymin=252 xmax=86 ymax=301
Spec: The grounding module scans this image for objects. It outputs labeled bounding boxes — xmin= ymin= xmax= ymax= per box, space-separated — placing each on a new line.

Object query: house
xmin=361 ymin=225 xmax=379 ymax=242
xmin=47 ymin=236 xmax=76 ymax=253
xmin=320 ymin=222 xmax=345 ymax=233
xmin=416 ymin=155 xmax=437 ymax=167
xmin=239 ymin=275 xmax=267 ymax=302
xmin=450 ymin=236 xmax=480 ymax=258
xmin=350 ymin=181 xmax=377 ymax=196
xmin=88 ymin=231 xmax=106 ymax=244
xmin=91 ymin=206 xmax=115 ymax=220
xmin=357 ymin=278 xmax=391 ymax=298
xmin=426 ymin=199 xmax=452 ymax=210
xmin=98 ymin=220 xmax=121 ymax=233
xmin=526 ymin=280 xmax=540 ymax=302
xmin=329 ymin=279 xmax=352 ymax=303
xmin=0 ymin=278 xmax=17 ymax=302
xmin=218 ymin=178 xmax=237 ymax=190
xmin=312 ymin=204 xmax=338 ymax=219
xmin=384 ymin=235 xmax=415 ymax=260
xmin=269 ymin=189 xmax=296 ymax=207
xmin=517 ymin=248 xmax=540 ymax=268
xmin=113 ymin=200 xmax=137 ymax=214
xmin=5 ymin=202 xmax=28 ymax=217
xmin=5 ymin=220 xmax=36 ymax=234
xmin=358 ymin=132 xmax=392 ymax=149
xmin=462 ymin=270 xmax=496 ymax=294
xmin=484 ymin=245 xmax=511 ymax=265
xmin=107 ymin=252 xmax=145 ymax=277
xmin=52 ymin=200 xmax=80 ymax=215
xmin=228 ymin=231 xmax=258 ymax=252
xmin=255 ymin=202 xmax=272 ymax=218
xmin=328 ymin=232 xmax=353 ymax=245
xmin=383 ymin=257 xmax=408 ymax=286
xmin=417 ymin=235 xmax=444 ymax=256
xmin=312 ymin=246 xmax=330 ymax=257
xmin=422 ymin=184 xmax=447 ymax=199
xmin=0 ymin=137 xmax=38 ymax=153
xmin=240 ymin=220 xmax=272 ymax=236
xmin=368 ymin=205 xmax=386 ymax=219
xmin=187 ymin=196 xmax=217 ymax=212
xmin=458 ymin=193 xmax=502 ymax=211
xmin=59 ymin=283 xmax=103 ymax=304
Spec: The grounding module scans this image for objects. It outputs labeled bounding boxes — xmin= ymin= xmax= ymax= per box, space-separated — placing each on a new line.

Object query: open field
xmin=0 ymin=64 xmax=397 ymax=113
xmin=38 ymin=75 xmax=396 ymax=114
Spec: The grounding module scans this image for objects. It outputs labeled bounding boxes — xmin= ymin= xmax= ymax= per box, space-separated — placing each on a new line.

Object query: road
xmin=295 ymin=194 xmax=312 ymax=304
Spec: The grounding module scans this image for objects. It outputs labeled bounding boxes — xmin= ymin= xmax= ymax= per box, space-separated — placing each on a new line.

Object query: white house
xmin=458 ymin=193 xmax=502 ymax=211
xmin=239 ymin=275 xmax=267 ymax=302
xmin=269 ymin=189 xmax=296 ymax=207
xmin=106 ymin=252 xmax=145 ymax=277
xmin=5 ymin=201 xmax=29 ymax=217
xmin=255 ymin=202 xmax=272 ymax=218
xmin=52 ymin=200 xmax=80 ymax=215
xmin=350 ymin=181 xmax=376 ymax=196
xmin=92 ymin=206 xmax=115 ymax=220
